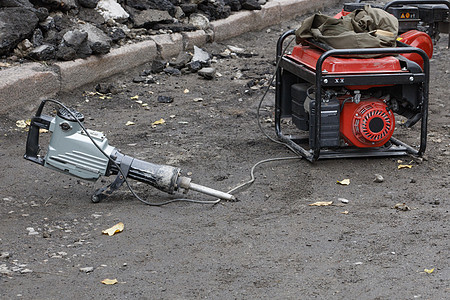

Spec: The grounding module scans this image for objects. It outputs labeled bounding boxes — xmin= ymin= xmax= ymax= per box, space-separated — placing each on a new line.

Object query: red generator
xmin=275 ymin=0 xmax=449 ymax=162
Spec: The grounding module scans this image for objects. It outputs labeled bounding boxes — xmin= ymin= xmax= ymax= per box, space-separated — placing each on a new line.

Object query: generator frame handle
xmin=275 ymin=30 xmax=430 ymax=162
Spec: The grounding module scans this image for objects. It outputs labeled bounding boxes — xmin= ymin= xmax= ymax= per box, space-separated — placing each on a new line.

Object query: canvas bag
xmin=295 ymin=5 xmax=399 ymax=49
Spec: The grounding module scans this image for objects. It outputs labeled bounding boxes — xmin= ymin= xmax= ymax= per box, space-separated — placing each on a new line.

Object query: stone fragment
xmin=28 ymin=44 xmax=56 ymax=60
xmin=157 ymin=95 xmax=173 ymax=103
xmin=0 ymin=7 xmax=39 ymax=56
xmin=192 ymin=45 xmax=210 ymax=65
xmin=169 ymin=51 xmax=192 ymax=69
xmin=198 ymin=67 xmax=216 ymax=80
xmin=163 ymin=66 xmax=181 ymax=76
xmin=79 ymin=266 xmax=94 ymax=273
xmin=96 ymin=0 xmax=130 ymax=23
xmin=78 ymin=23 xmax=112 ymax=54
xmin=131 ymin=9 xmax=173 ymax=29
xmin=78 ymin=0 xmax=99 ymax=8
xmin=241 ymin=0 xmax=262 ymax=10
xmin=151 ymin=59 xmax=166 ymax=73
xmin=189 ymin=13 xmax=210 ymax=30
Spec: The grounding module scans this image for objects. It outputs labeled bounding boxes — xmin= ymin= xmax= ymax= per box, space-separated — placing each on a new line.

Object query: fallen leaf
xmin=141 ymin=103 xmax=148 ymax=107
xmin=152 ymin=118 xmax=165 ymax=127
xmin=101 ymin=278 xmax=118 ymax=285
xmin=102 ymin=222 xmax=124 ymax=236
xmin=16 ymin=120 xmax=27 ymax=128
xmin=337 ymin=179 xmax=350 ymax=185
xmin=130 ymin=95 xmax=139 ymax=100
xmin=341 ymin=211 xmax=349 ymax=214
xmin=184 ymin=89 xmax=189 ymax=94
xmin=393 ymin=203 xmax=410 ymax=211
xmin=125 ymin=121 xmax=135 ymax=126
xmin=135 ymin=100 xmax=143 ymax=104
xmin=424 ymin=268 xmax=435 ymax=274
xmin=193 ymin=97 xmax=203 ymax=102
xmin=398 ymin=164 xmax=413 ymax=169
xmin=309 ymin=201 xmax=333 ymax=206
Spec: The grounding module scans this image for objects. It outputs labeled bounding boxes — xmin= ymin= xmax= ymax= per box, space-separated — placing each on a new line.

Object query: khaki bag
xmin=295 ymin=5 xmax=398 ymax=49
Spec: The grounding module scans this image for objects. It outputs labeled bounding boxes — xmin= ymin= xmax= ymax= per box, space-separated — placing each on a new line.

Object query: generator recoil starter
xmin=24 ymin=100 xmax=235 ymax=203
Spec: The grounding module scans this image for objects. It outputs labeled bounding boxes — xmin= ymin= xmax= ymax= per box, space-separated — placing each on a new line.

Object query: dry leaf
xmin=337 ymin=179 xmax=350 ymax=185
xmin=16 ymin=120 xmax=27 ymax=128
xmin=135 ymin=100 xmax=143 ymax=104
xmin=398 ymin=164 xmax=413 ymax=169
xmin=309 ymin=201 xmax=333 ymax=206
xmin=141 ymin=103 xmax=148 ymax=107
xmin=424 ymin=268 xmax=435 ymax=274
xmin=102 ymin=222 xmax=124 ymax=236
xmin=341 ymin=211 xmax=349 ymax=214
xmin=125 ymin=121 xmax=135 ymax=126
xmin=152 ymin=118 xmax=165 ymax=127
xmin=393 ymin=203 xmax=410 ymax=211
xmin=101 ymin=278 xmax=118 ymax=285
xmin=183 ymin=89 xmax=189 ymax=94
xmin=130 ymin=95 xmax=139 ymax=100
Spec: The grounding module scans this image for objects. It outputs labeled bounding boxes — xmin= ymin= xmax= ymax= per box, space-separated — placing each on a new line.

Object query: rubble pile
xmin=0 ymin=0 xmax=267 ymax=61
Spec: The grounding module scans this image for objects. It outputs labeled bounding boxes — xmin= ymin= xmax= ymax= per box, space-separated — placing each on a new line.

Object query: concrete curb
xmin=0 ymin=0 xmax=340 ymax=113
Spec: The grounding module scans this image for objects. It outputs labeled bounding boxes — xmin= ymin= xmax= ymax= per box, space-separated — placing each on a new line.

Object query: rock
xmin=157 ymin=95 xmax=173 ymax=103
xmin=226 ymin=0 xmax=242 ymax=11
xmin=61 ymin=29 xmax=92 ymax=58
xmin=131 ymin=8 xmax=173 ymax=29
xmin=126 ymin=0 xmax=176 ymax=16
xmin=192 ymin=45 xmax=210 ymax=65
xmin=78 ymin=0 xmax=99 ymax=9
xmin=77 ymin=7 xmax=105 ymax=24
xmin=0 ymin=252 xmax=10 ymax=259
xmin=187 ymin=60 xmax=202 ymax=72
xmin=241 ymin=0 xmax=261 ymax=10
xmin=79 ymin=266 xmax=94 ymax=273
xmin=164 ymin=66 xmax=182 ymax=76
xmin=198 ymin=0 xmax=231 ymax=20
xmin=78 ymin=23 xmax=111 ymax=54
xmin=39 ymin=16 xmax=55 ymax=32
xmin=32 ymin=28 xmax=44 ymax=47
xmin=189 ymin=13 xmax=209 ymax=30
xmin=374 ymin=174 xmax=384 ymax=183
xmin=151 ymin=59 xmax=167 ymax=73
xmin=40 ymin=0 xmax=77 ymax=12
xmin=107 ymin=27 xmax=126 ymax=43
xmin=0 ymin=7 xmax=39 ymax=56
xmin=169 ymin=51 xmax=193 ymax=69
xmin=14 ymin=39 xmax=33 ymax=57
xmin=180 ymin=3 xmax=198 ymax=14
xmin=95 ymin=82 xmax=119 ymax=94
xmin=174 ymin=6 xmax=185 ymax=19
xmin=133 ymin=75 xmax=156 ymax=84
xmin=198 ymin=67 xmax=216 ymax=80
xmin=96 ymin=0 xmax=130 ymax=23
xmin=56 ymin=45 xmax=77 ymax=60
xmin=28 ymin=44 xmax=56 ymax=60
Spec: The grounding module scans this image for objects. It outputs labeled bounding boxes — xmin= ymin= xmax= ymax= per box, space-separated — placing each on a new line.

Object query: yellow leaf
xmin=152 ymin=118 xmax=165 ymax=126
xmin=341 ymin=211 xmax=349 ymax=214
xmin=16 ymin=120 xmax=27 ymax=128
xmin=102 ymin=222 xmax=124 ymax=236
xmin=424 ymin=268 xmax=434 ymax=274
xmin=130 ymin=95 xmax=139 ymax=100
xmin=141 ymin=103 xmax=148 ymax=107
xmin=101 ymin=278 xmax=118 ymax=285
xmin=398 ymin=164 xmax=412 ymax=169
xmin=309 ymin=201 xmax=333 ymax=206
xmin=125 ymin=121 xmax=135 ymax=126
xmin=337 ymin=179 xmax=350 ymax=185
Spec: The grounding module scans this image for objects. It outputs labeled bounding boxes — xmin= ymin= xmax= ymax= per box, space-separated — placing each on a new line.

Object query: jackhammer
xmin=24 ymin=100 xmax=235 ymax=204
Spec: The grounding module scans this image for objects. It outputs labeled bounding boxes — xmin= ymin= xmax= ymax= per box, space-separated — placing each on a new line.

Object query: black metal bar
xmin=275 ymin=30 xmax=296 ymax=138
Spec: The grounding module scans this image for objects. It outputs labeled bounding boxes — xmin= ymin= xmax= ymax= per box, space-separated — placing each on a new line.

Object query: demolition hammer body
xmin=24 ymin=100 xmax=235 ymax=203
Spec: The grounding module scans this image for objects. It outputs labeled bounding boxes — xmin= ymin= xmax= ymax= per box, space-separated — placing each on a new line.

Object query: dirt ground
xmin=1 ymin=3 xmax=449 ymax=299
